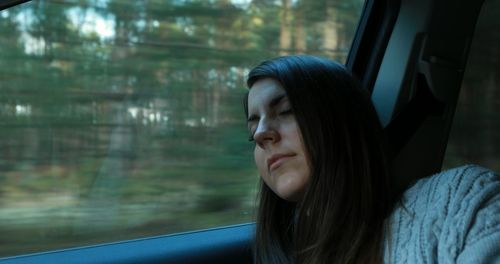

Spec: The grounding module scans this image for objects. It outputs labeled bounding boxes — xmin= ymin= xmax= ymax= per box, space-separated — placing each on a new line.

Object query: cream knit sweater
xmin=384 ymin=165 xmax=500 ymax=263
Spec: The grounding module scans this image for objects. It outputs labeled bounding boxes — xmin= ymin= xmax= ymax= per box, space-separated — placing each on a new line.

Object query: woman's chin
xmin=274 ymin=185 xmax=306 ymax=202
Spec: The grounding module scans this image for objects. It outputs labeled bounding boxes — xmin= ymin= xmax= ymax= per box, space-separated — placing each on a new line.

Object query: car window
xmin=0 ymin=0 xmax=365 ymax=257
xmin=443 ymin=0 xmax=500 ymax=173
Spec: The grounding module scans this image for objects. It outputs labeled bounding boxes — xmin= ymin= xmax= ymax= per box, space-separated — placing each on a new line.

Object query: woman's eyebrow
xmin=247 ymin=94 xmax=287 ymax=122
xmin=269 ymin=94 xmax=287 ymax=108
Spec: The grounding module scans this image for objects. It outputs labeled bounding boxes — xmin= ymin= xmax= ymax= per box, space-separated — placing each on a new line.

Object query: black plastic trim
xmin=0 ymin=0 xmax=31 ymax=10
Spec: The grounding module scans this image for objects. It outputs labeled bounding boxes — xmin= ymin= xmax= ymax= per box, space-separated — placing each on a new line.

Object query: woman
xmin=245 ymin=55 xmax=500 ymax=263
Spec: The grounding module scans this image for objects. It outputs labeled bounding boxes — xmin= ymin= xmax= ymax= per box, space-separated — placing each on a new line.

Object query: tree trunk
xmin=294 ymin=5 xmax=306 ymax=53
xmin=322 ymin=4 xmax=339 ymax=57
xmin=280 ymin=0 xmax=292 ymax=55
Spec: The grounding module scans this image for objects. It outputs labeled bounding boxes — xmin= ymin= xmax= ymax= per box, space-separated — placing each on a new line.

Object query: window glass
xmin=443 ymin=0 xmax=500 ymax=172
xmin=0 ymin=0 xmax=365 ymax=257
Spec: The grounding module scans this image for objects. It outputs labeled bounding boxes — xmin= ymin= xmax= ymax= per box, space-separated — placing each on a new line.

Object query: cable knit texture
xmin=384 ymin=165 xmax=500 ymax=263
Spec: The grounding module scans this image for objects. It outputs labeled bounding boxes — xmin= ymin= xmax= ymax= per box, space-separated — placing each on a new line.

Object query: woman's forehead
xmin=248 ymin=78 xmax=287 ymax=110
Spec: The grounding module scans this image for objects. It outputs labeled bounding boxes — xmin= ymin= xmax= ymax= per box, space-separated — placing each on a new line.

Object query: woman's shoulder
xmin=404 ymin=164 xmax=498 ymax=205
xmin=386 ymin=164 xmax=500 ymax=263
xmin=401 ymin=164 xmax=499 ymax=232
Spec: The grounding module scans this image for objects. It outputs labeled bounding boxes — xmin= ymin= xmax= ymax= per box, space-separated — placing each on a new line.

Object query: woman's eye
xmin=279 ymin=109 xmax=293 ymax=116
xmin=247 ymin=127 xmax=255 ymax=142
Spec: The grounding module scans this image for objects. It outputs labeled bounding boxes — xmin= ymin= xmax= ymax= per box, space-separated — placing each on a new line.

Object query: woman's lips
xmin=267 ymin=154 xmax=295 ymax=171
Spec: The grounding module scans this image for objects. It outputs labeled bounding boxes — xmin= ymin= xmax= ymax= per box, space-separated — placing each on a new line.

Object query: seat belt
xmin=384 ymin=74 xmax=446 ymax=157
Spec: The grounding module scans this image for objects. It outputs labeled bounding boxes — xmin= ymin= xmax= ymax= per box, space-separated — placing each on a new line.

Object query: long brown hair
xmin=246 ymin=55 xmax=394 ymax=263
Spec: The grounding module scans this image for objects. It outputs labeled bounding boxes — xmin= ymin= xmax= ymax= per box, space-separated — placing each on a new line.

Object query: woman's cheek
xmin=254 ymin=147 xmax=270 ymax=182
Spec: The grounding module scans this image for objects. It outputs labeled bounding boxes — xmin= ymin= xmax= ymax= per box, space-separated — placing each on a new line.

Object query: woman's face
xmin=247 ymin=78 xmax=311 ymax=202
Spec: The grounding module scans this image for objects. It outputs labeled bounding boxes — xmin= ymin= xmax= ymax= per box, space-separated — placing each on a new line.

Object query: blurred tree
xmin=0 ymin=0 xmax=366 ymax=256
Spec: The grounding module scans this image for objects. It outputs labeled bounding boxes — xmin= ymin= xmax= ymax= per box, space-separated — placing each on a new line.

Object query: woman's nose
xmin=253 ymin=118 xmax=280 ymax=148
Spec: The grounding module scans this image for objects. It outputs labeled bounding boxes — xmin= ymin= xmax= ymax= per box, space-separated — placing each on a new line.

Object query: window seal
xmin=346 ymin=0 xmax=400 ymax=93
xmin=0 ymin=223 xmax=255 ymax=264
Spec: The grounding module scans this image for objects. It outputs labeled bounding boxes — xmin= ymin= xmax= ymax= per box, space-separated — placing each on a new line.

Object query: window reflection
xmin=444 ymin=0 xmax=500 ymax=173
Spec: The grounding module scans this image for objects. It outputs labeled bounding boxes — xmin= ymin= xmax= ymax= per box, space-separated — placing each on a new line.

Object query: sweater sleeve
xmin=452 ymin=166 xmax=500 ymax=264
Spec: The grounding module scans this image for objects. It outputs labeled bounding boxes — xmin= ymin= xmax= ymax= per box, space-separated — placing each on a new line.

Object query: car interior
xmin=0 ymin=0 xmax=497 ymax=263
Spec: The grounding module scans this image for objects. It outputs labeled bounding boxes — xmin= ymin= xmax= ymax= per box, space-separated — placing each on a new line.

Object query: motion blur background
xmin=0 ymin=0 xmax=498 ymax=258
